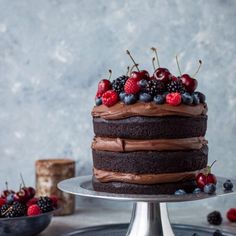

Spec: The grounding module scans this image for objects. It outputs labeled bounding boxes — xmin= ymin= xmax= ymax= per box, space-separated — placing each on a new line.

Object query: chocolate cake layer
xmin=92 ymin=145 xmax=208 ymax=174
xmin=93 ymin=115 xmax=207 ymax=139
xmin=92 ymin=176 xmax=197 ymax=194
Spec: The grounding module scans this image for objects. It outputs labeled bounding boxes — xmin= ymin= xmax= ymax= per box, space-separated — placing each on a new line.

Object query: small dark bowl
xmin=0 ymin=211 xmax=53 ymax=236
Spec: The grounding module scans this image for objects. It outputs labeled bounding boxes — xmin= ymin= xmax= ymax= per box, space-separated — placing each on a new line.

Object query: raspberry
xmin=111 ymin=76 xmax=128 ymax=93
xmin=166 ymin=93 xmax=181 ymax=106
xmin=0 ymin=198 xmax=6 ymax=207
xmin=124 ymin=77 xmax=141 ymax=94
xmin=207 ymin=211 xmax=222 ymax=225
xmin=102 ymin=90 xmax=119 ymax=107
xmin=26 ymin=197 xmax=39 ymax=207
xmin=50 ymin=195 xmax=58 ymax=208
xmin=27 ymin=204 xmax=41 ymax=216
xmin=227 ymin=208 xmax=236 ymax=222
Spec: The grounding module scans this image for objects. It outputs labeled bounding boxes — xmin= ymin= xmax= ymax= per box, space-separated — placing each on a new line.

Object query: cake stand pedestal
xmin=58 ymin=176 xmax=236 ymax=236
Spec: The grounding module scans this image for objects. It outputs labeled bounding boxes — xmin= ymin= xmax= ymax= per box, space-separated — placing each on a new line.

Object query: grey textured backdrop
xmin=0 ymin=0 xmax=236 ymax=209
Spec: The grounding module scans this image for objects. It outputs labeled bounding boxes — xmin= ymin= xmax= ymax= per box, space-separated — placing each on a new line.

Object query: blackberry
xmin=207 ymin=211 xmax=222 ymax=225
xmin=0 ymin=202 xmax=26 ymax=218
xmin=213 ymin=229 xmax=223 ymax=236
xmin=37 ymin=196 xmax=53 ymax=213
xmin=167 ymin=80 xmax=185 ymax=93
xmin=111 ymin=75 xmax=128 ymax=93
xmin=145 ymin=80 xmax=165 ymax=96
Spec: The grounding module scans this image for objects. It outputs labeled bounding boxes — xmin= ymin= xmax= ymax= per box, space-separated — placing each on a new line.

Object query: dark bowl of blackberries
xmin=0 ymin=197 xmax=55 ymax=236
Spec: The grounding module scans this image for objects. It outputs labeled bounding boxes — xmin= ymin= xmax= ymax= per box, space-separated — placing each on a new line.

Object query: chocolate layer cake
xmin=91 ymin=49 xmax=208 ymax=194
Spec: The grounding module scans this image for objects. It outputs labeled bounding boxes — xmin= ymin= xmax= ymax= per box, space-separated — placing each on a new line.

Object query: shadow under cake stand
xmin=58 ymin=176 xmax=236 ymax=236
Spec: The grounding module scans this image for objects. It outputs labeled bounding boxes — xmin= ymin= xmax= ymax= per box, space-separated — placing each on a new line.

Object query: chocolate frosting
xmin=92 ymin=136 xmax=208 ymax=152
xmin=92 ymin=102 xmax=208 ymax=120
xmin=93 ymin=168 xmax=203 ymax=184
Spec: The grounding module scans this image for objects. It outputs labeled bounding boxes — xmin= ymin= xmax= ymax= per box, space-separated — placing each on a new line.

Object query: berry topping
xmin=180 ymin=74 xmax=198 ymax=93
xmin=95 ymin=97 xmax=102 ymax=106
xmin=111 ymin=75 xmax=129 ymax=93
xmin=139 ymin=93 xmax=152 ymax=103
xmin=119 ymin=91 xmax=126 ymax=102
xmin=124 ymin=77 xmax=141 ymax=95
xmin=138 ymin=79 xmax=148 ymax=89
xmin=192 ymin=93 xmax=200 ymax=105
xmin=37 ymin=196 xmax=53 ymax=213
xmin=6 ymin=193 xmax=14 ymax=204
xmin=166 ymin=93 xmax=182 ymax=106
xmin=204 ymin=183 xmax=216 ymax=194
xmin=227 ymin=208 xmax=236 ymax=222
xmin=97 ymin=70 xmax=112 ymax=95
xmin=166 ymin=80 xmax=185 ymax=93
xmin=145 ymin=80 xmax=165 ymax=96
xmin=154 ymin=94 xmax=166 ymax=104
xmin=102 ymin=90 xmax=119 ymax=107
xmin=194 ymin=91 xmax=206 ymax=103
xmin=174 ymin=189 xmax=186 ymax=195
xmin=207 ymin=211 xmax=222 ymax=225
xmin=124 ymin=94 xmax=137 ymax=105
xmin=223 ymin=179 xmax=233 ymax=191
xmin=182 ymin=93 xmax=193 ymax=105
xmin=27 ymin=204 xmax=42 ymax=216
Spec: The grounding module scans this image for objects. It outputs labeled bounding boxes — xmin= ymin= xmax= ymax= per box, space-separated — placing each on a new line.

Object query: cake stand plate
xmin=58 ymin=176 xmax=236 ymax=236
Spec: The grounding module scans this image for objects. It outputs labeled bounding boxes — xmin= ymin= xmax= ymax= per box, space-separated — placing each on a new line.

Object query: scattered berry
xmin=124 ymin=94 xmax=137 ymax=105
xmin=139 ymin=93 xmax=152 ymax=102
xmin=223 ymin=180 xmax=233 ymax=191
xmin=154 ymin=94 xmax=166 ymax=104
xmin=27 ymin=204 xmax=42 ymax=216
xmin=145 ymin=80 xmax=165 ymax=96
xmin=193 ymin=188 xmax=201 ymax=194
xmin=37 ymin=196 xmax=53 ymax=213
xmin=166 ymin=93 xmax=182 ymax=106
xmin=213 ymin=230 xmax=223 ymax=236
xmin=227 ymin=208 xmax=236 ymax=222
xmin=192 ymin=93 xmax=200 ymax=105
xmin=182 ymin=92 xmax=193 ymax=105
xmin=124 ymin=77 xmax=141 ymax=95
xmin=167 ymin=80 xmax=185 ymax=93
xmin=207 ymin=211 xmax=222 ymax=225
xmin=102 ymin=90 xmax=119 ymax=107
xmin=111 ymin=76 xmax=128 ymax=94
xmin=95 ymin=97 xmax=102 ymax=106
xmin=174 ymin=189 xmax=186 ymax=195
xmin=204 ymin=184 xmax=216 ymax=194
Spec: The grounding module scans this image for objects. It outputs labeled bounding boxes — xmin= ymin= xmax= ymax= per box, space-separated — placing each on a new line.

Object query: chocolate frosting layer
xmin=92 ymin=136 xmax=208 ymax=152
xmin=93 ymin=167 xmax=202 ymax=184
xmin=92 ymin=102 xmax=208 ymax=120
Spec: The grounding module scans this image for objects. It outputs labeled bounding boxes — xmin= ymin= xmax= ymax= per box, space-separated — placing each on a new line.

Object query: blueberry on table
xmin=204 ymin=184 xmax=216 ymax=194
xmin=223 ymin=180 xmax=233 ymax=191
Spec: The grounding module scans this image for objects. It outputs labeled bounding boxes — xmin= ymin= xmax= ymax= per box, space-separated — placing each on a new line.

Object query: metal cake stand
xmin=58 ymin=176 xmax=236 ymax=236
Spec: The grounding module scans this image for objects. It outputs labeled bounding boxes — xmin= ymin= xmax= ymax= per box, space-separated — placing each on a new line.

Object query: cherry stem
xmin=5 ymin=181 xmax=8 ymax=191
xmin=108 ymin=70 xmax=112 ymax=81
xmin=126 ymin=66 xmax=130 ymax=76
xmin=126 ymin=50 xmax=140 ymax=72
xmin=20 ymin=173 xmax=26 ymax=187
xmin=129 ymin=64 xmax=139 ymax=76
xmin=210 ymin=160 xmax=217 ymax=168
xmin=152 ymin=57 xmax=156 ymax=71
xmin=19 ymin=183 xmax=22 ymax=192
xmin=175 ymin=55 xmax=182 ymax=76
xmin=192 ymin=60 xmax=202 ymax=78
xmin=151 ymin=47 xmax=160 ymax=68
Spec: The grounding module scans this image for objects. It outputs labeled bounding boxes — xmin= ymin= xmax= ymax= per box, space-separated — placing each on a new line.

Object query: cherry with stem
xmin=175 ymin=55 xmax=182 ymax=76
xmin=126 ymin=50 xmax=140 ymax=72
xmin=192 ymin=60 xmax=202 ymax=78
xmin=151 ymin=47 xmax=160 ymax=68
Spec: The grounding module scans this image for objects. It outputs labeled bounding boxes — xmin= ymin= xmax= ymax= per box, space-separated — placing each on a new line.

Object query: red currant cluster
xmin=95 ymin=48 xmax=205 ymax=107
xmin=0 ymin=177 xmax=58 ymax=218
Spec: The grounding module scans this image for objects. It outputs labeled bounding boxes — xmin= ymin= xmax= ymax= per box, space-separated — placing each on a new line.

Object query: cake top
xmin=94 ymin=48 xmax=206 ymax=109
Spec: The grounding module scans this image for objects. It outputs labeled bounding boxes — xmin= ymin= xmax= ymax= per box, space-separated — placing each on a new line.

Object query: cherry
xmin=126 ymin=50 xmax=150 ymax=80
xmin=20 ymin=173 xmax=36 ymax=200
xmin=1 ymin=182 xmax=15 ymax=199
xmin=151 ymin=47 xmax=171 ymax=84
xmin=196 ymin=160 xmax=217 ymax=190
xmin=97 ymin=70 xmax=112 ymax=96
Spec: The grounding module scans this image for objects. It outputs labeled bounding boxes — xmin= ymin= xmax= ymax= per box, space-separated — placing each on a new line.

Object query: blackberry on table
xmin=37 ymin=196 xmax=53 ymax=213
xmin=111 ymin=75 xmax=128 ymax=93
xmin=145 ymin=80 xmax=165 ymax=96
xmin=167 ymin=80 xmax=185 ymax=93
xmin=207 ymin=211 xmax=222 ymax=225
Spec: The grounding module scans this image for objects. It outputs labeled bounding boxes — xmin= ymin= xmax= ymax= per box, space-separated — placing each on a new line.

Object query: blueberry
xmin=95 ymin=97 xmax=102 ymax=106
xmin=6 ymin=193 xmax=14 ymax=204
xmin=174 ymin=189 xmax=186 ymax=195
xmin=192 ymin=93 xmax=200 ymax=105
xmin=193 ymin=188 xmax=201 ymax=194
xmin=204 ymin=184 xmax=216 ymax=194
xmin=194 ymin=91 xmax=206 ymax=103
xmin=119 ymin=91 xmax=126 ymax=102
xmin=223 ymin=180 xmax=233 ymax=191
xmin=182 ymin=92 xmax=193 ymax=105
xmin=154 ymin=94 xmax=165 ymax=104
xmin=139 ymin=92 xmax=152 ymax=102
xmin=138 ymin=79 xmax=148 ymax=89
xmin=124 ymin=94 xmax=137 ymax=105
xmin=192 ymin=233 xmax=199 ymax=236
xmin=213 ymin=229 xmax=223 ymax=236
